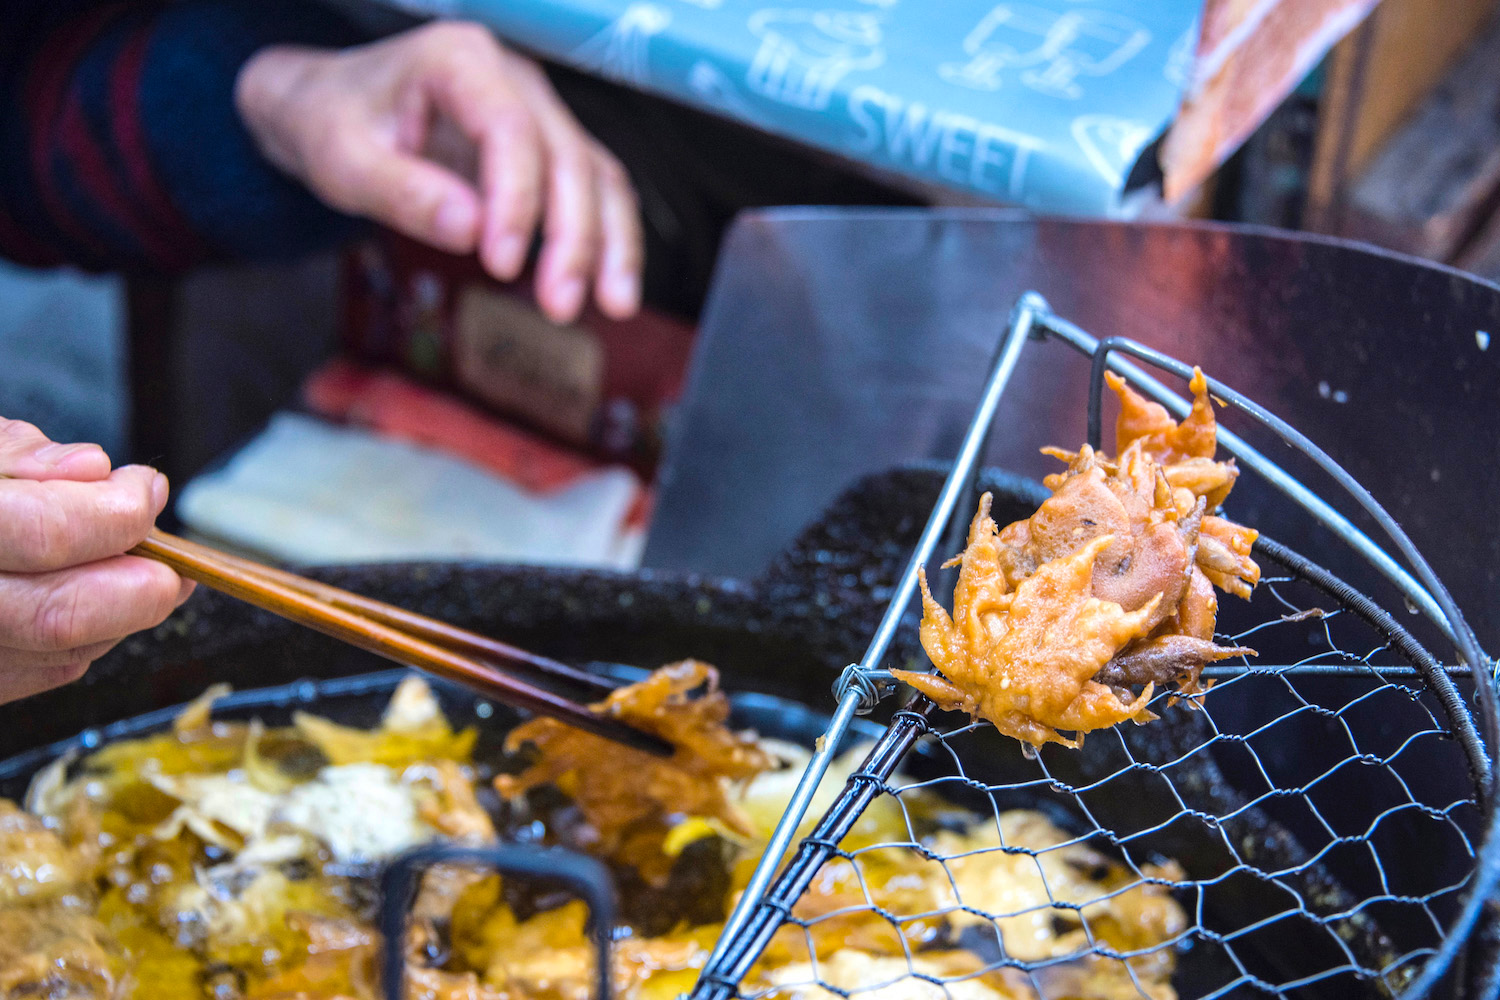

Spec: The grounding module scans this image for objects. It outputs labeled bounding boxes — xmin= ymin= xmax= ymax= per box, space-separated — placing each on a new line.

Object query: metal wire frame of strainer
xmin=686 ymin=293 xmax=1500 ymax=1000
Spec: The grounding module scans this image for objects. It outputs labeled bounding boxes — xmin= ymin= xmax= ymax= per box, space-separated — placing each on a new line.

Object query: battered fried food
xmin=898 ymin=368 xmax=1259 ymax=748
xmin=0 ymin=672 xmax=1189 ymax=1000
xmin=1108 ymin=368 xmax=1235 ymax=508
xmin=895 ymin=523 xmax=1160 ymax=748
xmin=457 ymin=746 xmax=1187 ymax=1000
xmin=0 ymin=800 xmax=92 ymax=905
xmin=1000 ymin=443 xmax=1201 ymax=632
xmin=0 ymin=905 xmax=122 ymax=1000
xmin=496 ymin=660 xmax=771 ymax=885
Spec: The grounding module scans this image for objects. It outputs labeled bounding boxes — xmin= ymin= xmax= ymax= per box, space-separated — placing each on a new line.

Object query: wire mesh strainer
xmin=685 ymin=293 xmax=1500 ymax=1000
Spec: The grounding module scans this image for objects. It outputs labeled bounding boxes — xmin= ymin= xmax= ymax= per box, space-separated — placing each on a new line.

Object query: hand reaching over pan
xmin=0 ymin=419 xmax=192 ymax=704
xmin=235 ymin=22 xmax=643 ymax=324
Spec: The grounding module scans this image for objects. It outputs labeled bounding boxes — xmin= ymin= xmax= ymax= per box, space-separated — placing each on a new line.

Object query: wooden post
xmin=1307 ymin=0 xmax=1499 ymax=233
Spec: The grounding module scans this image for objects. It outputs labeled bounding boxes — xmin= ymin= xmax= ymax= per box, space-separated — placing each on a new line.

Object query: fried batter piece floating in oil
xmin=894 ymin=368 xmax=1260 ymax=749
xmin=0 ymin=674 xmax=1190 ymax=1000
xmin=496 ymin=660 xmax=771 ymax=884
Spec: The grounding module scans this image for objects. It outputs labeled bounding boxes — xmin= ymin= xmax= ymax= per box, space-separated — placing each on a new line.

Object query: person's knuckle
xmin=37 ymin=660 xmax=92 ymax=696
xmin=543 ymin=197 xmax=585 ymax=243
xmin=560 ymin=231 xmax=597 ymax=269
xmin=137 ymin=568 xmax=179 ymax=623
xmin=505 ymin=163 xmax=545 ymax=207
xmin=432 ymin=57 xmax=482 ymax=97
xmin=594 ymin=151 xmax=630 ymax=190
xmin=384 ymin=162 xmax=425 ymax=202
xmin=507 ymin=105 xmax=541 ymax=138
xmin=417 ymin=20 xmax=460 ymax=46
xmin=0 ymin=419 xmax=42 ymax=442
xmin=96 ymin=476 xmax=152 ymax=533
xmin=548 ymin=222 xmax=596 ymax=267
xmin=446 ymin=21 xmax=496 ymax=49
xmin=551 ymin=144 xmax=593 ymax=187
xmin=31 ymin=583 xmax=87 ymax=651
xmin=310 ymin=137 xmax=371 ymax=211
xmin=56 ymin=661 xmax=91 ymax=686
xmin=507 ymin=54 xmax=548 ymax=85
xmin=429 ymin=22 xmax=498 ymax=69
xmin=543 ymin=118 xmax=584 ymax=155
xmin=13 ymin=495 xmax=71 ymax=569
xmin=304 ymin=126 xmax=348 ymax=176
xmin=409 ymin=188 xmax=449 ymax=231
xmin=112 ymin=470 xmax=152 ymax=511
xmin=488 ymin=106 xmax=538 ymax=149
xmin=330 ymin=130 xmax=371 ymax=174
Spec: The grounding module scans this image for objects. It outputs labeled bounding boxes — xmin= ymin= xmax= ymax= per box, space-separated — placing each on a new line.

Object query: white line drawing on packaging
xmin=746 ymin=8 xmax=885 ymax=111
xmin=938 ymin=4 xmax=1149 ymax=100
xmin=687 ymin=59 xmax=768 ymax=126
xmin=1021 ymin=10 xmax=1150 ymax=99
xmin=939 ymin=4 xmax=1059 ymax=91
xmin=1071 ymin=114 xmax=1152 ymax=187
xmin=571 ymin=4 xmax=672 ymax=86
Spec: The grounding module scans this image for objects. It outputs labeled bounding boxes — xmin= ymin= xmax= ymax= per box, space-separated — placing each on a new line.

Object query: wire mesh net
xmin=717 ymin=556 xmax=1483 ymax=1000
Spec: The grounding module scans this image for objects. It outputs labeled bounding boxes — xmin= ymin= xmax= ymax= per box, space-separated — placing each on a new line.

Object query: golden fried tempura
xmin=496 ymin=660 xmax=770 ymax=884
xmin=903 ymin=367 xmax=1259 ymax=747
xmin=894 ymin=512 xmax=1159 ymax=748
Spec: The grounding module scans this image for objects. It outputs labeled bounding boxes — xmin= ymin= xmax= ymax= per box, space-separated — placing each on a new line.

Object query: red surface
xmin=303 ymin=359 xmax=605 ymax=494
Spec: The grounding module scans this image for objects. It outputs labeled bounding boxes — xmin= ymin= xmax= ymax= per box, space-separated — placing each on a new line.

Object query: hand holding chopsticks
xmin=131 ymin=530 xmax=673 ymax=756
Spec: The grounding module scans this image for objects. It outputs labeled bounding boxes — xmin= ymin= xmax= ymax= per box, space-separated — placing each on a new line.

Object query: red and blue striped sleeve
xmin=1 ymin=0 xmax=372 ymax=271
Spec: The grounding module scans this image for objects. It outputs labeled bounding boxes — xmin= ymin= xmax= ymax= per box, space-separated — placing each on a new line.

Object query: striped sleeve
xmin=0 ymin=0 xmax=372 ymax=271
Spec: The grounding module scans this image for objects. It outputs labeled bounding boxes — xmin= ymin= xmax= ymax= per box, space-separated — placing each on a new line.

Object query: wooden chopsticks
xmin=131 ymin=529 xmax=673 ymax=756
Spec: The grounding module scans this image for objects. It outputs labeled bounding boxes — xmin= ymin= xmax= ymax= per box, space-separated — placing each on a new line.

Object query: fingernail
xmin=491 ymin=232 xmax=526 ymax=279
xmin=151 ymin=472 xmax=169 ymax=511
xmin=552 ymin=277 xmax=585 ymax=321
xmin=434 ymin=195 xmax=475 ymax=248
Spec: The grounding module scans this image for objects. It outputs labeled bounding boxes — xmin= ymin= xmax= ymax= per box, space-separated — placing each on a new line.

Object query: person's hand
xmin=0 ymin=419 xmax=193 ymax=704
xmin=236 ymin=22 xmax=644 ymax=324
